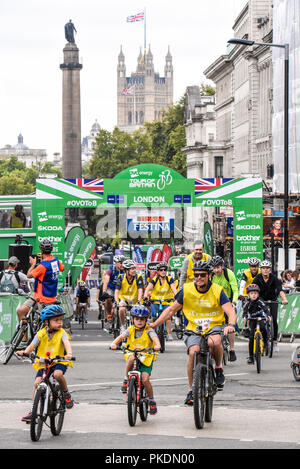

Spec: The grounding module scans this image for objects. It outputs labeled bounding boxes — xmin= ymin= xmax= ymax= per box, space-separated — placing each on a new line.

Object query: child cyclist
xmin=110 ymin=305 xmax=161 ymax=415
xmin=243 ymin=284 xmax=270 ymax=364
xmin=17 ymin=304 xmax=74 ymax=422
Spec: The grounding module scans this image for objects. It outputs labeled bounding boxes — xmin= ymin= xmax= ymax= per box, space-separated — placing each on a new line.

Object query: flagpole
xmin=133 ymin=85 xmax=136 ymax=125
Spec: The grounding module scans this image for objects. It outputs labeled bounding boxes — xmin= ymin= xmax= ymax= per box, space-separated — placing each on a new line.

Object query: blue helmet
xmin=131 ymin=305 xmax=149 ymax=318
xmin=40 ymin=305 xmax=65 ymax=323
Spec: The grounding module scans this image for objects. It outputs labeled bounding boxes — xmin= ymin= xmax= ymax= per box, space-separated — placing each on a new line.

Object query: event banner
xmin=71 ymin=235 xmax=96 ymax=287
xmin=64 ymin=226 xmax=85 ymax=278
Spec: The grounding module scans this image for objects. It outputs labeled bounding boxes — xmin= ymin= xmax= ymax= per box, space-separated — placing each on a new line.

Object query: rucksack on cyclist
xmin=0 ymin=270 xmax=20 ymax=293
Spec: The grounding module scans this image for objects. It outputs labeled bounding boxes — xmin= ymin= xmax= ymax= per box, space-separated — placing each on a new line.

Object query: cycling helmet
xmin=123 ymin=259 xmax=136 ymax=270
xmin=157 ymin=262 xmax=168 ymax=270
xmin=39 ymin=238 xmax=53 ymax=254
xmin=193 ymin=260 xmax=212 ymax=272
xmin=131 ymin=305 xmax=150 ymax=318
xmin=78 ymin=281 xmax=86 ymax=287
xmin=260 ymin=260 xmax=272 ymax=268
xmin=114 ymin=254 xmax=125 ymax=263
xmin=40 ymin=305 xmax=65 ymax=323
xmin=210 ymin=256 xmax=224 ymax=267
xmin=246 ymin=284 xmax=260 ymax=293
xmin=248 ymin=257 xmax=260 ymax=266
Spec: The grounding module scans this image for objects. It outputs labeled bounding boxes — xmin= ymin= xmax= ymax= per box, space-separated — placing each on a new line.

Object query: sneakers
xmin=229 ymin=350 xmax=237 ymax=362
xmin=273 ymin=342 xmax=279 ymax=353
xmin=149 ymin=400 xmax=157 ymax=415
xmin=215 ymin=367 xmax=225 ymax=390
xmin=121 ymin=378 xmax=128 ymax=393
xmin=21 ymin=411 xmax=32 ymax=423
xmin=247 ymin=356 xmax=255 ymax=365
xmin=184 ymin=390 xmax=193 ymax=406
xmin=167 ymin=334 xmax=174 ymax=341
xmin=63 ymin=391 xmax=74 ymax=409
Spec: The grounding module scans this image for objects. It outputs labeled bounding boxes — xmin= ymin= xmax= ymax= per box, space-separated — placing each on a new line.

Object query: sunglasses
xmin=194 ymin=272 xmax=208 ymax=278
xmin=159 ymin=268 xmax=167 ymax=271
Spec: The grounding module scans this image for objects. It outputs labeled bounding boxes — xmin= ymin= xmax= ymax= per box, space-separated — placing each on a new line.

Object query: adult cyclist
xmin=238 ymin=257 xmax=261 ymax=300
xmin=150 ymin=260 xmax=236 ymax=405
xmin=75 ymin=281 xmax=90 ymax=323
xmin=179 ymin=240 xmax=211 ymax=289
xmin=210 ymin=255 xmax=239 ymax=361
xmin=144 ymin=261 xmax=178 ymax=341
xmin=98 ymin=255 xmax=125 ymax=325
xmin=252 ymin=259 xmax=288 ymax=352
xmin=114 ymin=259 xmax=144 ymax=334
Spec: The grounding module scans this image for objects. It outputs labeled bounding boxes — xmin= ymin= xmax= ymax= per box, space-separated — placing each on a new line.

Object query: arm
xmin=26 ymin=256 xmax=38 ymax=278
xmin=152 ymin=335 xmax=161 ymax=351
xmin=62 ymin=336 xmax=72 ymax=360
xmin=222 ymin=302 xmax=236 ymax=335
xmin=110 ymin=332 xmax=126 ymax=349
xmin=179 ymin=258 xmax=189 ymax=290
xmin=228 ymin=270 xmax=239 ymax=303
xmin=144 ymin=282 xmax=154 ymax=299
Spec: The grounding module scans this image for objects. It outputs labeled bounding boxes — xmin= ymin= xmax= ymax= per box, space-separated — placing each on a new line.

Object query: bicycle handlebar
xmin=22 ymin=353 xmax=75 ymax=364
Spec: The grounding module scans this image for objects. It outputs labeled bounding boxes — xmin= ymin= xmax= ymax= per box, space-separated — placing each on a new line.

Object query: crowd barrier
xmin=0 ymin=293 xmax=74 ymax=343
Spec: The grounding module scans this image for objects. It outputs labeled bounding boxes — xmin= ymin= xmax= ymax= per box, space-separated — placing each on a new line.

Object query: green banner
xmin=168 ymin=256 xmax=185 ymax=269
xmin=0 ymin=295 xmax=26 ymax=342
xmin=64 ymin=226 xmax=85 ymax=278
xmin=71 ymin=235 xmax=96 ymax=287
xmin=204 ymin=222 xmax=214 ymax=257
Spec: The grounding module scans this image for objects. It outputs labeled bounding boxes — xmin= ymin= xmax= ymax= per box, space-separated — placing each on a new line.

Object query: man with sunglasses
xmin=150 ymin=260 xmax=236 ymax=405
xmin=144 ymin=262 xmax=177 ymax=341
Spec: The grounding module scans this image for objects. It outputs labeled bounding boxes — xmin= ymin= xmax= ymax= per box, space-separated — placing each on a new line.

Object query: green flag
xmin=71 ymin=235 xmax=96 ymax=287
xmin=64 ymin=226 xmax=85 ymax=278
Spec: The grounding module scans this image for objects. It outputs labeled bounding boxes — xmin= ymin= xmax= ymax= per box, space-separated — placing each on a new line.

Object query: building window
xmin=128 ymin=111 xmax=132 ymax=124
xmin=215 ymin=156 xmax=223 ymax=177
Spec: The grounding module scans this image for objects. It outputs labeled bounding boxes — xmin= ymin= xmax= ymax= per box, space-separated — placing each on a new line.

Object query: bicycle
xmin=173 ymin=310 xmax=185 ymax=340
xmin=222 ymin=333 xmax=230 ymax=366
xmin=123 ymin=346 xmax=157 ymax=427
xmin=148 ymin=298 xmax=173 ymax=353
xmin=77 ymin=303 xmax=89 ymax=329
xmin=22 ymin=352 xmax=75 ymax=442
xmin=0 ymin=296 xmax=42 ymax=365
xmin=264 ymin=300 xmax=280 ymax=358
xmin=290 ymin=346 xmax=300 ymax=382
xmin=247 ymin=315 xmax=268 ymax=374
xmin=190 ymin=318 xmax=219 ymax=430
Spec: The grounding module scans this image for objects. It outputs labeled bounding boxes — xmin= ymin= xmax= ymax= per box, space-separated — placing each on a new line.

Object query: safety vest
xmin=125 ymin=324 xmax=157 ymax=367
xmin=10 ymin=210 xmax=23 ymax=228
xmin=186 ymin=252 xmax=210 ymax=283
xmin=33 ymin=327 xmax=73 ymax=371
xmin=150 ymin=275 xmax=174 ymax=304
xmin=118 ymin=274 xmax=142 ymax=303
xmin=182 ymin=282 xmax=225 ymax=333
xmin=34 ymin=257 xmax=60 ymax=298
xmin=242 ymin=268 xmax=261 ymax=296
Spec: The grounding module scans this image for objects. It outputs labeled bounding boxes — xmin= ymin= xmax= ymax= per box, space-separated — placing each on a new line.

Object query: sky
xmin=0 ymin=0 xmax=247 ymax=161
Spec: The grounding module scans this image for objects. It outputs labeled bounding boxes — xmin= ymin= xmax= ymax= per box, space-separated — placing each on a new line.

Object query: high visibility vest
xmin=186 ymin=252 xmax=210 ymax=283
xmin=125 ymin=324 xmax=157 ymax=367
xmin=33 ymin=327 xmax=73 ymax=371
xmin=150 ymin=275 xmax=174 ymax=304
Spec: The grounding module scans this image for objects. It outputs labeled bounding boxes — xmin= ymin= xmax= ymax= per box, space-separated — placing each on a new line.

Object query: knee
xmin=53 ymin=370 xmax=63 ymax=380
xmin=142 ymin=373 xmax=150 ymax=385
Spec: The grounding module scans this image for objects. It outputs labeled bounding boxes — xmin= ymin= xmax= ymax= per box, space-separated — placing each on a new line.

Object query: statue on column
xmin=65 ymin=20 xmax=77 ymax=43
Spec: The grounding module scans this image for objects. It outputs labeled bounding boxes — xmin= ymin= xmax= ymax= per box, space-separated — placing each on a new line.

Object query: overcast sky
xmin=0 ymin=0 xmax=247 ymax=161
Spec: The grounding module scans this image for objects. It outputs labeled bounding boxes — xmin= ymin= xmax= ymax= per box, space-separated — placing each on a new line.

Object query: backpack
xmin=0 ymin=270 xmax=20 ymax=294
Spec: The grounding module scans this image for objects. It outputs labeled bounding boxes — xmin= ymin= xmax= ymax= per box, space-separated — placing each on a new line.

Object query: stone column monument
xmin=60 ymin=20 xmax=82 ymax=178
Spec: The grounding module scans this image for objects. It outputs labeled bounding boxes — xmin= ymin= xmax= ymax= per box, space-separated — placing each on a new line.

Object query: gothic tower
xmin=117 ymin=45 xmax=173 ymax=132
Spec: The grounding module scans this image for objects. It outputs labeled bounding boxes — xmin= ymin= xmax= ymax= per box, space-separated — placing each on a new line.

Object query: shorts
xmin=139 ymin=362 xmax=153 ymax=375
xmin=36 ymin=363 xmax=67 ymax=378
xmin=23 ymin=298 xmax=43 ymax=310
xmin=184 ymin=325 xmax=223 ymax=353
xmin=119 ymin=300 xmax=135 ymax=307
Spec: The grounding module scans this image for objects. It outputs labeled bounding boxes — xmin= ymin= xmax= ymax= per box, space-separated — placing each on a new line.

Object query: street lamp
xmin=228 ymin=37 xmax=290 ymax=269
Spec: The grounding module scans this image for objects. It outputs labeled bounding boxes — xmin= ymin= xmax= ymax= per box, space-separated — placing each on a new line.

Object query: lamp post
xmin=228 ymin=38 xmax=289 ymax=269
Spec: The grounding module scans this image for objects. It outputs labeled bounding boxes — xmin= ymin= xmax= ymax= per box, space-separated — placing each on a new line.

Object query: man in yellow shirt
xmin=179 ymin=240 xmax=211 ymax=289
xmin=151 ymin=260 xmax=236 ymax=405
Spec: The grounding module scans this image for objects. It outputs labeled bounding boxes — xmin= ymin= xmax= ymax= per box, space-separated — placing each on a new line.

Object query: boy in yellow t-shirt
xmin=110 ymin=305 xmax=160 ymax=415
xmin=17 ymin=304 xmax=73 ymax=422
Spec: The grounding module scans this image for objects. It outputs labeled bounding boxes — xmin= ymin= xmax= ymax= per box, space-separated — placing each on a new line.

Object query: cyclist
xmin=110 ymin=305 xmax=161 ymax=415
xmin=238 ymin=257 xmax=261 ymax=300
xmin=98 ymin=255 xmax=125 ymax=325
xmin=252 ymin=260 xmax=288 ymax=352
xmin=17 ymin=304 xmax=74 ymax=422
xmin=0 ymin=256 xmax=32 ymax=295
xmin=75 ymin=281 xmax=90 ymax=323
xmin=210 ymin=255 xmax=239 ymax=361
xmin=150 ymin=260 xmax=236 ymax=405
xmin=16 ymin=238 xmax=64 ymax=340
xmin=179 ymin=240 xmax=211 ymax=289
xmin=114 ymin=260 xmax=144 ymax=334
xmin=243 ymin=284 xmax=270 ymax=364
xmin=144 ymin=261 xmax=177 ymax=341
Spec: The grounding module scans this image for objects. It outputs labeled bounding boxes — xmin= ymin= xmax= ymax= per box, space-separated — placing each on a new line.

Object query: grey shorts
xmin=184 ymin=325 xmax=223 ymax=352
xmin=23 ymin=298 xmax=43 ymax=310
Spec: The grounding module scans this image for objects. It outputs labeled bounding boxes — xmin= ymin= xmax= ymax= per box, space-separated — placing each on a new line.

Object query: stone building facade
xmin=0 ymin=133 xmax=47 ymax=168
xmin=117 ymin=46 xmax=173 ymax=132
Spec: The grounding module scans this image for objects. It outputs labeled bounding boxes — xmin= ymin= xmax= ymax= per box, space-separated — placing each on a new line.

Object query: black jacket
xmin=252 ymin=273 xmax=282 ymax=301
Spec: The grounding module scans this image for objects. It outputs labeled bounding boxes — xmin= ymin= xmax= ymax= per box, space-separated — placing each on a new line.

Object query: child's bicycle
xmin=22 ymin=352 xmax=75 ymax=442
xmin=148 ymin=298 xmax=173 ymax=353
xmin=123 ymin=346 xmax=157 ymax=427
xmin=247 ymin=315 xmax=271 ymax=373
xmin=290 ymin=346 xmax=300 ymax=381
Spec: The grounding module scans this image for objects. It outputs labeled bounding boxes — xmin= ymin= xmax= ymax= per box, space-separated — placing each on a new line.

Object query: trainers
xmin=121 ymin=378 xmax=128 ymax=393
xmin=273 ymin=342 xmax=279 ymax=353
xmin=167 ymin=334 xmax=174 ymax=341
xmin=184 ymin=390 xmax=193 ymax=406
xmin=63 ymin=391 xmax=74 ymax=409
xmin=149 ymin=400 xmax=157 ymax=415
xmin=215 ymin=368 xmax=225 ymax=389
xmin=229 ymin=350 xmax=237 ymax=362
xmin=21 ymin=411 xmax=32 ymax=423
xmin=247 ymin=356 xmax=254 ymax=365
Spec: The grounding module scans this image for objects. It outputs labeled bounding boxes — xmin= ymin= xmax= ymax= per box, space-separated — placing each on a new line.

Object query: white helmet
xmin=123 ymin=259 xmax=136 ymax=270
xmin=248 ymin=257 xmax=260 ymax=266
xmin=114 ymin=255 xmax=125 ymax=263
xmin=260 ymin=260 xmax=272 ymax=268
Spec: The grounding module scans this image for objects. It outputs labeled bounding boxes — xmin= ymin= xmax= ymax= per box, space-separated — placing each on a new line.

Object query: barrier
xmin=0 ymin=293 xmax=74 ymax=343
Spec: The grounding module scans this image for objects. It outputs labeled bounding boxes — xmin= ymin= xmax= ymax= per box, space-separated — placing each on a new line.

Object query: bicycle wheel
xmin=193 ymin=363 xmax=206 ymax=429
xmin=3 ymin=324 xmax=27 ymax=365
xmin=268 ymin=321 xmax=274 ymax=358
xmin=30 ymin=387 xmax=46 ymax=442
xmin=222 ymin=336 xmax=229 ymax=366
xmin=205 ymin=366 xmax=215 ymax=423
xmin=50 ymin=386 xmax=66 ymax=436
xmin=291 ymin=347 xmax=300 ymax=382
xmin=139 ymin=388 xmax=148 ymax=422
xmin=157 ymin=325 xmax=165 ymax=353
xmin=254 ymin=332 xmax=262 ymax=374
xmin=127 ymin=377 xmax=138 ymax=427
xmin=80 ymin=306 xmax=85 ymax=330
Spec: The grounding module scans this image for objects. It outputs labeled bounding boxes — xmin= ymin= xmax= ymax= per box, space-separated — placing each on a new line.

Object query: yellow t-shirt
xmin=186 ymin=252 xmax=210 ymax=283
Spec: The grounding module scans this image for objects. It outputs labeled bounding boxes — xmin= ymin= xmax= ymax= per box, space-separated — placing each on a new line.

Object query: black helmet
xmin=193 ymin=260 xmax=212 ymax=272
xmin=246 ymin=283 xmax=260 ymax=294
xmin=39 ymin=238 xmax=53 ymax=254
xmin=210 ymin=256 xmax=224 ymax=267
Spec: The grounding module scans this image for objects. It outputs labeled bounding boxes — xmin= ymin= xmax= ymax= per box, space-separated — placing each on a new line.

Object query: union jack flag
xmin=127 ymin=12 xmax=144 ymax=22
xmin=195 ymin=178 xmax=235 ymax=193
xmin=121 ymin=86 xmax=134 ymax=95
xmin=65 ymin=178 xmax=104 ymax=194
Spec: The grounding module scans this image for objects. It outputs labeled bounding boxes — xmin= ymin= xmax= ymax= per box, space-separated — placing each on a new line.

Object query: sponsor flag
xmin=71 ymin=235 xmax=97 ymax=287
xmin=195 ymin=178 xmax=234 ymax=194
xmin=64 ymin=226 xmax=86 ymax=279
xmin=81 ymin=248 xmax=97 ymax=282
xmin=127 ymin=11 xmax=144 ymax=22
